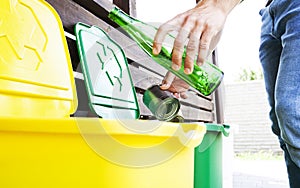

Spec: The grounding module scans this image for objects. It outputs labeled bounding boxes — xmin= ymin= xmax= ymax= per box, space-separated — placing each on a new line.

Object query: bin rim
xmin=205 ymin=123 xmax=230 ymax=137
xmin=0 ymin=118 xmax=206 ymax=143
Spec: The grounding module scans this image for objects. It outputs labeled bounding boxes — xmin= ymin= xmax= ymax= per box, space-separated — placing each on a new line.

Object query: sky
xmin=136 ymin=0 xmax=266 ymax=83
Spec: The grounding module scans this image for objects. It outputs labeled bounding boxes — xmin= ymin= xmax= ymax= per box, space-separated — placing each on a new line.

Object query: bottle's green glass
xmin=108 ymin=6 xmax=224 ymax=96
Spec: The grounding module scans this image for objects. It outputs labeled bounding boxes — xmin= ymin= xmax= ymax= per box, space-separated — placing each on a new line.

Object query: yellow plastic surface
xmin=0 ymin=0 xmax=77 ymax=117
xmin=0 ymin=1 xmax=206 ymax=187
xmin=0 ymin=118 xmax=206 ymax=188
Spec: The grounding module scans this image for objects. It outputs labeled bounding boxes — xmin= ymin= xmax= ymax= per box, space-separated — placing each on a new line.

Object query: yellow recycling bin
xmin=0 ymin=0 xmax=207 ymax=188
xmin=0 ymin=0 xmax=77 ymax=118
xmin=0 ymin=118 xmax=206 ymax=188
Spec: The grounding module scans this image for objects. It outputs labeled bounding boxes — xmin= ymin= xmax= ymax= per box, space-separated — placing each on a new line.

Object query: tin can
xmin=143 ymin=85 xmax=180 ymax=121
xmin=168 ymin=115 xmax=185 ymax=123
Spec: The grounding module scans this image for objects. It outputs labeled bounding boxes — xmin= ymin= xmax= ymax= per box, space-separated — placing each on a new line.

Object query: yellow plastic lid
xmin=0 ymin=0 xmax=77 ymax=117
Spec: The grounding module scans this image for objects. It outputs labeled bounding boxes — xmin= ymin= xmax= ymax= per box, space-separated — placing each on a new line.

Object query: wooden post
xmin=212 ymin=50 xmax=225 ymax=124
xmin=113 ymin=0 xmax=136 ymax=17
xmin=195 ymin=0 xmax=224 ymax=123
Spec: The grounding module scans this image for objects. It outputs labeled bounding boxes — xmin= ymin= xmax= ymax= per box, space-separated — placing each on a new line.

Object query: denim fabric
xmin=259 ymin=0 xmax=300 ymax=187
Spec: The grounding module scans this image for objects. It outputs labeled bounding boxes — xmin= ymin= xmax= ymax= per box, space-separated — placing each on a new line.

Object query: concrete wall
xmin=223 ymin=81 xmax=282 ymax=154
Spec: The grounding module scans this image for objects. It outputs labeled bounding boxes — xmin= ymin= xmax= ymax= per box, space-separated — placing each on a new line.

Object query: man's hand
xmin=160 ymin=71 xmax=190 ymax=99
xmin=153 ymin=0 xmax=239 ymax=75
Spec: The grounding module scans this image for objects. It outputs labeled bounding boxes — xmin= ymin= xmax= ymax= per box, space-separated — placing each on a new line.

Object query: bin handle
xmin=222 ymin=124 xmax=230 ymax=137
xmin=176 ymin=123 xmax=207 ymax=148
xmin=205 ymin=123 xmax=230 ymax=137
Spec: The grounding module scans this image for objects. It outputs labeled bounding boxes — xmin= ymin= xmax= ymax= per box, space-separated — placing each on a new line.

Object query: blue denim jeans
xmin=259 ymin=0 xmax=300 ymax=187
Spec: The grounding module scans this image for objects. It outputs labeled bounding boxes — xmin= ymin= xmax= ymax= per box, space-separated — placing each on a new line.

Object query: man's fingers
xmin=197 ymin=29 xmax=215 ymax=65
xmin=153 ymin=20 xmax=180 ymax=55
xmin=185 ymin=24 xmax=203 ymax=74
xmin=160 ymin=71 xmax=176 ymax=89
xmin=172 ymin=24 xmax=192 ymax=71
xmin=180 ymin=92 xmax=188 ymax=99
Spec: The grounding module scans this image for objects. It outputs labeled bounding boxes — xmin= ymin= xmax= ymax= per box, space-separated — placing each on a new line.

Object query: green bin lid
xmin=74 ymin=23 xmax=140 ymax=119
xmin=205 ymin=123 xmax=230 ymax=137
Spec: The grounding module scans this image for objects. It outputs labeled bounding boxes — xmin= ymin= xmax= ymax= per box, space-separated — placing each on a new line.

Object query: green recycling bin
xmin=194 ymin=124 xmax=230 ymax=188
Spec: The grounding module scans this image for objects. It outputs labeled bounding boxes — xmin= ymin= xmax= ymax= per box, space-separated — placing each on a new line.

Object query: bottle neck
xmin=109 ymin=7 xmax=155 ymax=55
xmin=109 ymin=7 xmax=138 ymax=28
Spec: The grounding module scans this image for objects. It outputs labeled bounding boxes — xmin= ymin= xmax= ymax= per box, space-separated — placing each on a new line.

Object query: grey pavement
xmin=233 ymin=159 xmax=289 ymax=188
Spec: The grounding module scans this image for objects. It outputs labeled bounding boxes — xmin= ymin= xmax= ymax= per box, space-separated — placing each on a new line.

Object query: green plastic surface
xmin=74 ymin=23 xmax=140 ymax=119
xmin=194 ymin=124 xmax=230 ymax=188
xmin=205 ymin=123 xmax=230 ymax=137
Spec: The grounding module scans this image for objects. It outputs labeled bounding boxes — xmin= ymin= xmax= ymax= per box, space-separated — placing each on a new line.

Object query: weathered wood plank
xmin=181 ymin=92 xmax=213 ymax=111
xmin=136 ymin=94 xmax=214 ymax=122
xmin=74 ymin=78 xmax=90 ymax=111
xmin=136 ymin=93 xmax=152 ymax=116
xmin=46 ymin=0 xmax=110 ymax=33
xmin=66 ymin=36 xmax=80 ymax=70
xmin=46 ymin=0 xmax=162 ymax=70
xmin=129 ymin=65 xmax=214 ymax=111
xmin=72 ymin=82 xmax=214 ymax=122
xmin=73 ymin=66 xmax=214 ymax=121
xmin=113 ymin=0 xmax=136 ymax=16
xmin=181 ymin=105 xmax=214 ymax=122
xmin=65 ymin=30 xmax=166 ymax=78
xmin=72 ymin=0 xmax=117 ymax=27
xmin=129 ymin=66 xmax=163 ymax=88
xmin=113 ymin=0 xmax=129 ymax=14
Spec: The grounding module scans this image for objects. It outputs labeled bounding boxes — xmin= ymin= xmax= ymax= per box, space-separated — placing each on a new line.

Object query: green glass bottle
xmin=108 ymin=6 xmax=224 ymax=96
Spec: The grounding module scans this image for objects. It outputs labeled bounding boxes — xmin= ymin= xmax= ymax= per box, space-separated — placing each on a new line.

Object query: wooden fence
xmin=45 ymin=0 xmax=223 ymax=123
